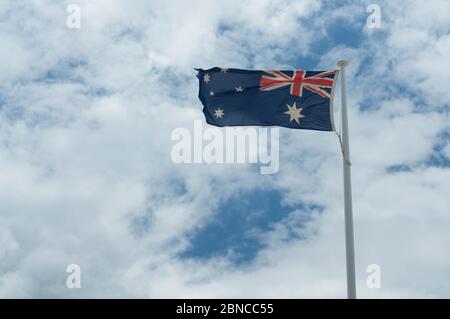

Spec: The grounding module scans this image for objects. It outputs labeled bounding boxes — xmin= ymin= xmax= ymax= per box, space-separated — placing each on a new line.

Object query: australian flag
xmin=196 ymin=67 xmax=339 ymax=131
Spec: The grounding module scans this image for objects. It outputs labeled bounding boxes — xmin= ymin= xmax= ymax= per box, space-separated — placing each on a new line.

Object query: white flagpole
xmin=337 ymin=60 xmax=356 ymax=299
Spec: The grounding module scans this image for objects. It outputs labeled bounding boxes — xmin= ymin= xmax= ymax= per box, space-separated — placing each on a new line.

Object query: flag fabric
xmin=196 ymin=67 xmax=339 ymax=131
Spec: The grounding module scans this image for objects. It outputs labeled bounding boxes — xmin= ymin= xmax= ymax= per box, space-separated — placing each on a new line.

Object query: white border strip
xmin=329 ymin=69 xmax=340 ymax=132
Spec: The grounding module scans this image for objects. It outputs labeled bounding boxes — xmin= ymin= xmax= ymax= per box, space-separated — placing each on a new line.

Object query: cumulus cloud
xmin=0 ymin=0 xmax=449 ymax=298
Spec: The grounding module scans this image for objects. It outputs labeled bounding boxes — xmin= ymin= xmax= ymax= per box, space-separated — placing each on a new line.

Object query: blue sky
xmin=180 ymin=187 xmax=321 ymax=264
xmin=1 ymin=0 xmax=450 ymax=298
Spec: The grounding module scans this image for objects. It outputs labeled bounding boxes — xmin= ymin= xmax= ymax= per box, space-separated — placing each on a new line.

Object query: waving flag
xmin=196 ymin=67 xmax=338 ymax=131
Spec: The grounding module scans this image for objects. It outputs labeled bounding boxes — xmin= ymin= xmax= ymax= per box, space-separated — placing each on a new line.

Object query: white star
xmin=220 ymin=68 xmax=229 ymax=73
xmin=284 ymin=102 xmax=304 ymax=124
xmin=235 ymin=86 xmax=244 ymax=92
xmin=209 ymin=91 xmax=215 ymax=96
xmin=203 ymin=73 xmax=210 ymax=83
xmin=214 ymin=108 xmax=224 ymax=119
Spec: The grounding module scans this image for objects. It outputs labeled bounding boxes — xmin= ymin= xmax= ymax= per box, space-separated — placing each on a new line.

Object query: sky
xmin=0 ymin=0 xmax=450 ymax=298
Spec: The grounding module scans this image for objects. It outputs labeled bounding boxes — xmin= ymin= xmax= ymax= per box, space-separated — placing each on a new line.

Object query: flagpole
xmin=337 ymin=60 xmax=356 ymax=299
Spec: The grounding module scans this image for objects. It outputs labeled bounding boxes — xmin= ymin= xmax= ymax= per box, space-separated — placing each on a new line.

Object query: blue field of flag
xmin=197 ymin=67 xmax=339 ymax=131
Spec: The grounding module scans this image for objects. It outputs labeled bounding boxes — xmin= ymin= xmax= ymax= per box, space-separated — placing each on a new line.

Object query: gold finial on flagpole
xmin=337 ymin=60 xmax=349 ymax=68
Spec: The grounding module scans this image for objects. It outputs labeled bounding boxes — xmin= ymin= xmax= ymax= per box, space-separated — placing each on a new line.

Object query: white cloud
xmin=0 ymin=0 xmax=449 ymax=298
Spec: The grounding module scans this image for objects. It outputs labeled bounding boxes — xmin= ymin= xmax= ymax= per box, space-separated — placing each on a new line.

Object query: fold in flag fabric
xmin=196 ymin=67 xmax=339 ymax=131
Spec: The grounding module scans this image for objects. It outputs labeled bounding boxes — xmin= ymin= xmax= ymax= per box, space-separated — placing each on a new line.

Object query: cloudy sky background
xmin=0 ymin=0 xmax=450 ymax=298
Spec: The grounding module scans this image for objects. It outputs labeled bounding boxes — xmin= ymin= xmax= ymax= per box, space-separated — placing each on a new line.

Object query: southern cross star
xmin=235 ymin=86 xmax=244 ymax=92
xmin=209 ymin=91 xmax=214 ymax=96
xmin=214 ymin=108 xmax=224 ymax=119
xmin=284 ymin=102 xmax=304 ymax=124
xmin=203 ymin=73 xmax=210 ymax=83
xmin=220 ymin=68 xmax=229 ymax=73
